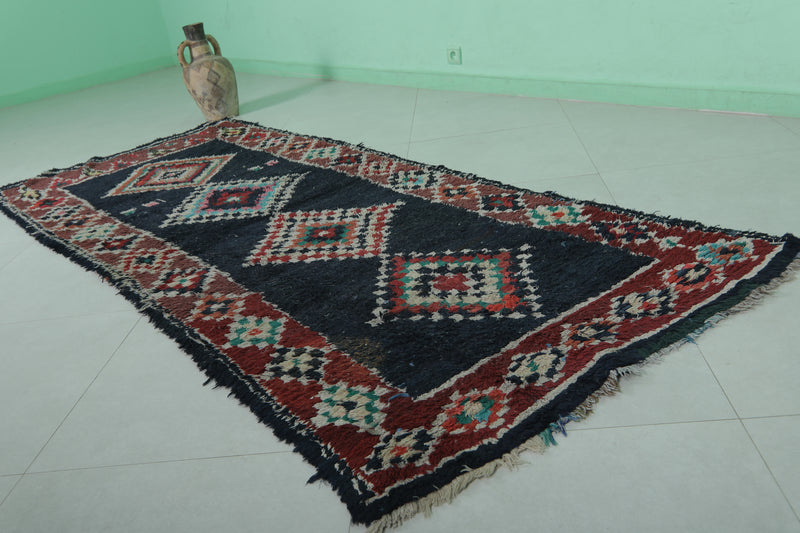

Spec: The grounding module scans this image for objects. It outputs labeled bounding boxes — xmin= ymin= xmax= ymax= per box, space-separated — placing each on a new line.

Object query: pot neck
xmin=188 ymin=40 xmax=213 ymax=58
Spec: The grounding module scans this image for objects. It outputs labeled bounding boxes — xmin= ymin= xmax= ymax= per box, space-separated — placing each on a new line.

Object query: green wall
xmin=0 ymin=0 xmax=173 ymax=108
xmin=4 ymin=1 xmax=800 ymax=116
xmin=159 ymin=0 xmax=800 ymax=116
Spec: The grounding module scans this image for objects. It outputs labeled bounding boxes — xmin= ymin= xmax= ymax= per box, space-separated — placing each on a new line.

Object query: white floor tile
xmin=0 ymin=244 xmax=135 ymax=323
xmin=0 ymin=241 xmax=29 ymax=271
xmin=410 ymin=89 xmax=567 ymax=142
xmin=247 ymin=80 xmax=418 ymax=154
xmin=572 ymin=342 xmax=736 ymax=429
xmin=0 ymin=216 xmax=33 ymax=245
xmin=562 ymin=101 xmax=800 ymax=173
xmin=773 ymin=116 xmax=800 ymax=137
xmin=0 ymin=68 xmax=199 ymax=185
xmin=698 ymin=278 xmax=800 ymax=418
xmin=0 ymin=313 xmax=139 ymax=475
xmin=0 ymin=454 xmax=351 ymax=533
xmin=744 ymin=415 xmax=800 ymax=516
xmin=30 ymin=319 xmax=291 ymax=473
xmin=601 ymin=150 xmax=800 ymax=236
xmin=352 ymin=421 xmax=799 ymax=533
xmin=407 ymin=123 xmax=597 ymax=184
xmin=0 ymin=476 xmax=20 ymax=503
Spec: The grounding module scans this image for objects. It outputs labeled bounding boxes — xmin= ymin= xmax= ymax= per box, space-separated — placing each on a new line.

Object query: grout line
xmin=768 ymin=115 xmax=800 ymax=140
xmin=0 ymin=244 xmax=31 ymax=273
xmin=405 ymin=89 xmax=419 ymax=158
xmin=693 ymin=342 xmax=743 ymax=419
xmin=567 ymin=417 xmax=740 ymax=432
xmin=593 ymin=144 xmax=800 ymax=177
xmin=556 ymin=99 xmax=620 ymax=205
xmin=692 ymin=345 xmax=800 ymax=522
xmin=0 ymin=309 xmax=141 ymax=328
xmin=20 ymin=450 xmax=295 ymax=478
xmin=740 ymin=413 xmax=800 ymax=422
xmin=738 ymin=419 xmax=800 ymax=523
xmin=407 ymin=123 xmax=551 ymax=146
xmin=0 ymin=475 xmax=24 ymax=510
xmin=20 ymin=316 xmax=144 ymax=476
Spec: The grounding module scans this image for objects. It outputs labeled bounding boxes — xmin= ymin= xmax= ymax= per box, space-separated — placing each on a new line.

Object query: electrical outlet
xmin=447 ymin=47 xmax=462 ymax=65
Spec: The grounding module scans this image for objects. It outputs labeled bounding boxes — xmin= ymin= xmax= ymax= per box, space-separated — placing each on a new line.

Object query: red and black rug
xmin=2 ymin=119 xmax=798 ymax=530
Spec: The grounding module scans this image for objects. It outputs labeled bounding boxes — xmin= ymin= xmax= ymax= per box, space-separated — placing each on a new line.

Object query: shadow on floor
xmin=239 ymin=80 xmax=329 ymax=115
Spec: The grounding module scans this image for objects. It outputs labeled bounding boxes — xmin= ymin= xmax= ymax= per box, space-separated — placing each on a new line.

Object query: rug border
xmin=1 ymin=118 xmax=798 ymax=529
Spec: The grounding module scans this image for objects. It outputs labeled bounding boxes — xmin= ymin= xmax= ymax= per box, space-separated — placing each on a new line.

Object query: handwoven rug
xmin=2 ymin=119 xmax=798 ymax=530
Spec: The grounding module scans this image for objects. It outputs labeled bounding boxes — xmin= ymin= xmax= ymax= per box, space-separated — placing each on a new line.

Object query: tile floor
xmin=0 ymin=68 xmax=798 ymax=532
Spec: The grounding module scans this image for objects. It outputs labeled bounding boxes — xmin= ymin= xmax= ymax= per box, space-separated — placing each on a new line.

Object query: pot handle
xmin=177 ymin=40 xmax=191 ymax=67
xmin=207 ymin=34 xmax=221 ymax=56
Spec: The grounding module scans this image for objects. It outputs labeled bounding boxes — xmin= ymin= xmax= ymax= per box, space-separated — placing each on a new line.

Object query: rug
xmin=1 ymin=119 xmax=797 ymax=530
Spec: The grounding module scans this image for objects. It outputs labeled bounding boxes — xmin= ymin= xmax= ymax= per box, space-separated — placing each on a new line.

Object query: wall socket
xmin=447 ymin=47 xmax=462 ymax=65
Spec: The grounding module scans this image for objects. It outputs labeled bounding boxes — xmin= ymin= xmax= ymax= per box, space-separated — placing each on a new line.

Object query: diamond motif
xmin=664 ymin=262 xmax=720 ymax=292
xmin=592 ymin=220 xmax=654 ymax=245
xmin=371 ymin=247 xmax=541 ymax=324
xmin=696 ymin=239 xmax=754 ymax=266
xmin=72 ymin=222 xmax=119 ymax=242
xmin=261 ymin=346 xmax=328 ymax=384
xmin=95 ymin=234 xmax=139 ymax=253
xmin=310 ymin=383 xmax=388 ymax=433
xmin=434 ymin=388 xmax=509 ymax=435
xmin=224 ymin=315 xmax=284 ymax=349
xmin=434 ymin=182 xmax=479 ymax=203
xmin=154 ymin=267 xmax=210 ymax=296
xmin=246 ymin=202 xmax=403 ymax=265
xmin=364 ymin=428 xmax=438 ymax=473
xmin=505 ymin=346 xmax=566 ymax=387
xmin=106 ymin=154 xmax=236 ymax=197
xmin=610 ymin=288 xmax=675 ymax=320
xmin=529 ymin=204 xmax=588 ymax=227
xmin=120 ymin=247 xmax=180 ymax=274
xmin=160 ymin=173 xmax=306 ymax=227
xmin=479 ymin=191 xmax=525 ymax=213
xmin=562 ymin=319 xmax=618 ymax=349
xmin=189 ymin=292 xmax=245 ymax=322
xmin=388 ymin=169 xmax=442 ymax=191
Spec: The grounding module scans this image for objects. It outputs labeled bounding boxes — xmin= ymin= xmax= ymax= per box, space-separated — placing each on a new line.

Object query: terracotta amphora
xmin=178 ymin=23 xmax=239 ymax=121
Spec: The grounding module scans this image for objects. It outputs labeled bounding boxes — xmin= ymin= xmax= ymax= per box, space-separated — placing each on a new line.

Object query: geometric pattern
xmin=160 ymin=172 xmax=306 ymax=227
xmin=433 ymin=388 xmax=509 ymax=435
xmin=479 ymin=191 xmax=526 ymax=214
xmin=106 ymin=154 xmax=236 ymax=197
xmin=72 ymin=222 xmax=119 ymax=242
xmin=224 ymin=315 xmax=285 ymax=349
xmin=364 ymin=427 xmax=438 ymax=473
xmin=388 ymin=169 xmax=443 ymax=192
xmin=696 ymin=238 xmax=754 ymax=266
xmin=95 ymin=233 xmax=140 ymax=253
xmin=261 ymin=346 xmax=328 ymax=384
xmin=189 ymin=292 xmax=245 ymax=322
xmin=246 ymin=202 xmax=403 ymax=265
xmin=529 ymin=204 xmax=588 ymax=227
xmin=120 ymin=246 xmax=181 ymax=275
xmin=664 ymin=262 xmax=720 ymax=293
xmin=610 ymin=287 xmax=675 ymax=320
xmin=370 ymin=246 xmax=542 ymax=324
xmin=310 ymin=383 xmax=389 ymax=433
xmin=505 ymin=346 xmax=567 ymax=387
xmin=561 ymin=319 xmax=618 ymax=349
xmin=153 ymin=267 xmax=210 ymax=297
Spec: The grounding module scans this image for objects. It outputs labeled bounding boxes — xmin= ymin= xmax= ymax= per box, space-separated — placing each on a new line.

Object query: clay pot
xmin=178 ymin=23 xmax=239 ymax=121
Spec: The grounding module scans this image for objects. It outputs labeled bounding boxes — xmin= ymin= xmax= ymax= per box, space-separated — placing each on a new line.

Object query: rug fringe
xmin=365 ymin=253 xmax=800 ymax=533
